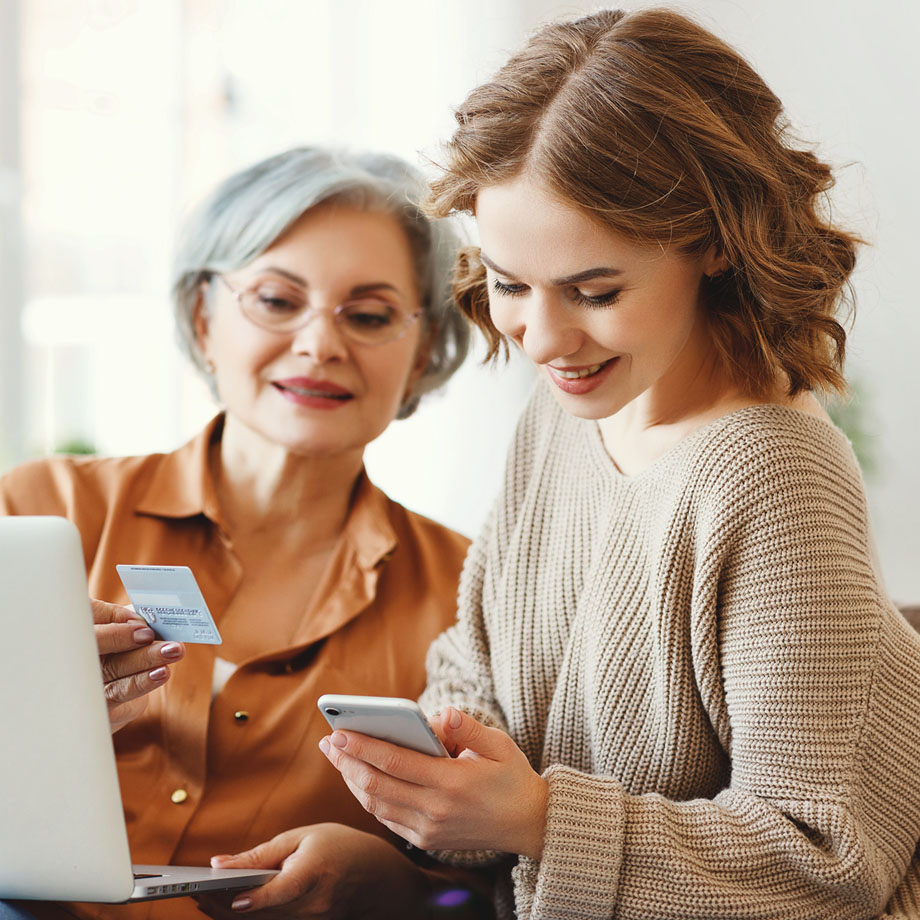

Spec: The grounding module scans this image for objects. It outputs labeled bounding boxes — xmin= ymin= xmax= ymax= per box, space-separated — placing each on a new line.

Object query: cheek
xmin=360 ymin=349 xmax=417 ymax=405
xmin=219 ymin=312 xmax=279 ymax=357
xmin=487 ymin=294 xmax=517 ymax=338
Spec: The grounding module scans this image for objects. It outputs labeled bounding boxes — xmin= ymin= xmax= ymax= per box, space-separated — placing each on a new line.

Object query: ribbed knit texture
xmin=420 ymin=381 xmax=920 ymax=920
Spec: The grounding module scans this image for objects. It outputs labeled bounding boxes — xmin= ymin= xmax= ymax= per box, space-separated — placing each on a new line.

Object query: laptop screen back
xmin=0 ymin=516 xmax=135 ymax=902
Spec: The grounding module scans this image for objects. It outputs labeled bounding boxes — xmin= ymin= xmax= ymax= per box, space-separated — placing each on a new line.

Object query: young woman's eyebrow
xmin=479 ymin=252 xmax=517 ymax=278
xmin=480 ymin=252 xmax=623 ymax=286
xmin=552 ymin=267 xmax=624 ymax=286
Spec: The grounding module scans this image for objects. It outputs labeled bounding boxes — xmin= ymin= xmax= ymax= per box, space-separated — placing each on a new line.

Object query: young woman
xmin=220 ymin=10 xmax=920 ymax=920
xmin=0 ymin=147 xmax=485 ymax=920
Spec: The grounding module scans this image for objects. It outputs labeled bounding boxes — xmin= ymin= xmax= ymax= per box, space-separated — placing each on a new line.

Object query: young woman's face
xmin=196 ymin=204 xmax=426 ymax=459
xmin=475 ymin=174 xmax=724 ymax=422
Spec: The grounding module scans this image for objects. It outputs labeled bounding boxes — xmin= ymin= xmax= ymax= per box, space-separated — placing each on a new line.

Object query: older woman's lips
xmin=272 ymin=377 xmax=354 ymax=409
xmin=545 ymin=358 xmax=617 ymax=395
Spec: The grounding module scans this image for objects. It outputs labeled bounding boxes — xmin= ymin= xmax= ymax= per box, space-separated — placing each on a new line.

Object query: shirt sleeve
xmin=510 ymin=425 xmax=920 ymax=919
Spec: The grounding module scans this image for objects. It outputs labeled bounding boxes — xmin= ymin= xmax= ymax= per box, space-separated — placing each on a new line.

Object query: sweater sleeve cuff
xmin=513 ymin=763 xmax=625 ymax=920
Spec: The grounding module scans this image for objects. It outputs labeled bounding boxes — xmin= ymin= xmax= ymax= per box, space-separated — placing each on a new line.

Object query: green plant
xmin=53 ymin=437 xmax=97 ymax=456
xmin=825 ymin=379 xmax=877 ymax=478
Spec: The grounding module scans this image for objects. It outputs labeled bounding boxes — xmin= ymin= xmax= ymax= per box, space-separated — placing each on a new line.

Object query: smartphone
xmin=317 ymin=694 xmax=449 ymax=757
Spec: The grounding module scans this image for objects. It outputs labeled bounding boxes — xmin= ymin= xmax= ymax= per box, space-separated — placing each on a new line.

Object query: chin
xmin=284 ymin=434 xmax=362 ymax=458
xmin=548 ymin=387 xmax=626 ymax=421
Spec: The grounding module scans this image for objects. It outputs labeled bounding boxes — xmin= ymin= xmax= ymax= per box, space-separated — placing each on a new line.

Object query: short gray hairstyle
xmin=172 ymin=146 xmax=470 ymax=418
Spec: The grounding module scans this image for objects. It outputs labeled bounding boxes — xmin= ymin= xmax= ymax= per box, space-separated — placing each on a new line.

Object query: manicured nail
xmin=133 ymin=626 xmax=155 ymax=643
xmin=160 ymin=642 xmax=183 ymax=660
xmin=318 ymin=737 xmax=330 ymax=755
xmin=330 ymin=731 xmax=347 ymax=748
xmin=149 ymin=667 xmax=168 ymax=681
xmin=231 ymin=897 xmax=252 ymax=911
xmin=447 ymin=708 xmax=462 ymax=729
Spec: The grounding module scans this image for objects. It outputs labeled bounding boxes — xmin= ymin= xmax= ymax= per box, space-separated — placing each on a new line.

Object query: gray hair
xmin=172 ymin=146 xmax=470 ymax=418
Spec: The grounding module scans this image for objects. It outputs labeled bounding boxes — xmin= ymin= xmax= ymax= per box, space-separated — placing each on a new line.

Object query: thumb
xmin=438 ymin=707 xmax=511 ymax=760
xmin=210 ymin=837 xmax=284 ymax=870
xmin=91 ymin=597 xmax=139 ymax=626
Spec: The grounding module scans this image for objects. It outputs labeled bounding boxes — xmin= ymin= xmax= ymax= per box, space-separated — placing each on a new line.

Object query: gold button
xmin=170 ymin=789 xmax=188 ymax=804
xmin=234 ymin=710 xmax=249 ymax=722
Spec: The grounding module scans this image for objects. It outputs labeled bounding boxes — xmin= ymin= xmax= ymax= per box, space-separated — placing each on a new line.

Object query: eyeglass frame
xmin=215 ymin=274 xmax=424 ymax=345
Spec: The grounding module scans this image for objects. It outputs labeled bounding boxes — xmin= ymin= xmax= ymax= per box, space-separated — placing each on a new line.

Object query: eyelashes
xmin=491 ymin=278 xmax=527 ymax=297
xmin=491 ymin=278 xmax=621 ymax=309
xmin=571 ymin=289 xmax=621 ymax=309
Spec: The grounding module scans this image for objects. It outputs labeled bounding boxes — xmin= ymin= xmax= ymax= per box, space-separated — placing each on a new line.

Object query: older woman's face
xmin=197 ymin=204 xmax=425 ymax=459
xmin=475 ymin=174 xmax=725 ymax=423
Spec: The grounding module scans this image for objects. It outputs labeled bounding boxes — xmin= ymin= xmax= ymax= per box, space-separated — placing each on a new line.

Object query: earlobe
xmin=410 ymin=329 xmax=433 ymax=384
xmin=703 ymin=245 xmax=731 ymax=279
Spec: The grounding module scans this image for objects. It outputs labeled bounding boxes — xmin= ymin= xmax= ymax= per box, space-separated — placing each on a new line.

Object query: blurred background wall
xmin=0 ymin=0 xmax=917 ymax=601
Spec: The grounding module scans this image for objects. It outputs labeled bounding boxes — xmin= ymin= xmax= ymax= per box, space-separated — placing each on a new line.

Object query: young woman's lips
xmin=545 ymin=358 xmax=618 ymax=395
xmin=272 ymin=377 xmax=355 ymax=410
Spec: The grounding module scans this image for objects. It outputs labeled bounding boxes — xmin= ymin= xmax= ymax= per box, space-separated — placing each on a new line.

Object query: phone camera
xmin=324 ymin=707 xmax=340 ymax=717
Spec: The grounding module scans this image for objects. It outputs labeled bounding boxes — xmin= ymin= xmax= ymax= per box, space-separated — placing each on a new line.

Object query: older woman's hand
xmin=194 ymin=824 xmax=429 ymax=919
xmin=319 ymin=708 xmax=549 ymax=859
xmin=91 ymin=598 xmax=185 ymax=733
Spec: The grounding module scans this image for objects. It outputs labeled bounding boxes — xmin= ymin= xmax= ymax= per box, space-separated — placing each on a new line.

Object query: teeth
xmin=286 ymin=386 xmax=349 ymax=399
xmin=554 ymin=362 xmax=606 ymax=379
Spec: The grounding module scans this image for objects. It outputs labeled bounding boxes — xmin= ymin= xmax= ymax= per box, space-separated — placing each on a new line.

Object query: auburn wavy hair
xmin=428 ymin=8 xmax=859 ymax=397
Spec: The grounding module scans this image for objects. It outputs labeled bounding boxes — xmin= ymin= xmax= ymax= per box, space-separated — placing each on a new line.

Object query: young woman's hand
xmin=319 ymin=708 xmax=548 ymax=859
xmin=194 ymin=824 xmax=429 ymax=919
xmin=92 ymin=598 xmax=184 ymax=732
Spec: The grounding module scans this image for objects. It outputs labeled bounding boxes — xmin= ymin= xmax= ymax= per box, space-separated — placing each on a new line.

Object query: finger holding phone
xmin=318 ymin=700 xmax=549 ymax=860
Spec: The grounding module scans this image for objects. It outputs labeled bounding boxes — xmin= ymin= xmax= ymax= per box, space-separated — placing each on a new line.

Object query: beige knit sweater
xmin=420 ymin=381 xmax=920 ymax=920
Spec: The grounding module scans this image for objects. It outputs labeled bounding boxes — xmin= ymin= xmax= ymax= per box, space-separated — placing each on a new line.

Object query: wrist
xmin=365 ymin=837 xmax=431 ymax=918
xmin=517 ymin=775 xmax=549 ymax=861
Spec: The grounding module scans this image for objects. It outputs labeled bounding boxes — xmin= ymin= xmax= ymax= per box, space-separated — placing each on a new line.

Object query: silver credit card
xmin=115 ymin=564 xmax=222 ymax=645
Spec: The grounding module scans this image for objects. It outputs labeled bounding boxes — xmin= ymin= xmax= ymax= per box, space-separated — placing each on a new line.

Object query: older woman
xmin=0 ymin=147 xmax=480 ymax=919
xmin=228 ymin=10 xmax=920 ymax=920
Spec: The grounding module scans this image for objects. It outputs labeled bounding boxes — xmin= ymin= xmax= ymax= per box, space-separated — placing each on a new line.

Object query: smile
xmin=271 ymin=379 xmax=355 ymax=410
xmin=545 ymin=358 xmax=618 ymax=395
xmin=550 ymin=361 xmax=610 ymax=379
xmin=278 ymin=384 xmax=352 ymax=401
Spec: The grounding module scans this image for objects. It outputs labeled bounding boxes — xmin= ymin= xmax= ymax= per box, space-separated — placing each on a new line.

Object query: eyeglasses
xmin=218 ymin=276 xmax=422 ymax=346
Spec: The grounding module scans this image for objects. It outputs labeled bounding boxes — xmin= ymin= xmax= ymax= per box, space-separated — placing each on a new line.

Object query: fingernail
xmin=149 ymin=667 xmax=168 ymax=681
xmin=330 ymin=731 xmax=347 ymax=749
xmin=231 ymin=897 xmax=252 ymax=911
xmin=319 ymin=737 xmax=330 ymax=755
xmin=210 ymin=855 xmax=232 ymax=866
xmin=447 ymin=708 xmax=462 ymax=729
xmin=160 ymin=642 xmax=183 ymax=660
xmin=133 ymin=626 xmax=155 ymax=643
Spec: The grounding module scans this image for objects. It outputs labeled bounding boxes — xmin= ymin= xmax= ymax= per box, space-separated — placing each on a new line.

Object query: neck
xmin=627 ymin=352 xmax=738 ymax=432
xmin=213 ymin=414 xmax=364 ymax=541
xmin=597 ymin=338 xmax=749 ymax=475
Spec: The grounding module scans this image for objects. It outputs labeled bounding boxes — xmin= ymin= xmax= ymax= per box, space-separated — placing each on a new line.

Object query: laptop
xmin=0 ymin=515 xmax=278 ymax=902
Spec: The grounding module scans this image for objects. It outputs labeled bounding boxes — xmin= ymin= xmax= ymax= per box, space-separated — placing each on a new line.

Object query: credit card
xmin=115 ymin=564 xmax=222 ymax=645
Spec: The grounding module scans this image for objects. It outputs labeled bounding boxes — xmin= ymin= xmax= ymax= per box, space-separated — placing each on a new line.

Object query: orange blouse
xmin=0 ymin=417 xmax=470 ymax=920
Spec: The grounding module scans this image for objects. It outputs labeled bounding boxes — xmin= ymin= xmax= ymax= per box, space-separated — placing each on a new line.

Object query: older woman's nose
xmin=289 ymin=308 xmax=350 ymax=362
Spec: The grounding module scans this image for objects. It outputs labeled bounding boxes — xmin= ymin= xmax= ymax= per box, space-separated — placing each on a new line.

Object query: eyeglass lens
xmin=237 ymin=279 xmax=415 ymax=344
